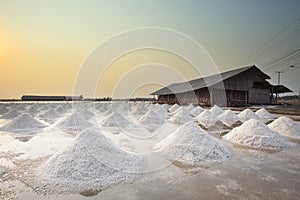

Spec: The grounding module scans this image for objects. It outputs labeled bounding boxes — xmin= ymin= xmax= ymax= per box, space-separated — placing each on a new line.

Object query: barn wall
xmin=195 ymin=88 xmax=210 ymax=105
xmin=248 ymin=88 xmax=270 ymax=104
xmin=175 ymin=91 xmax=198 ymax=105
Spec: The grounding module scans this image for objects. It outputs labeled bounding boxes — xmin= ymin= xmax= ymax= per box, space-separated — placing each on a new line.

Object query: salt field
xmin=0 ymin=102 xmax=300 ymax=199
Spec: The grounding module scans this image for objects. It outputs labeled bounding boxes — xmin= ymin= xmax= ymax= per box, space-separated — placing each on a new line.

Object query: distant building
xmin=151 ymin=65 xmax=292 ymax=106
xmin=21 ymin=95 xmax=83 ymax=101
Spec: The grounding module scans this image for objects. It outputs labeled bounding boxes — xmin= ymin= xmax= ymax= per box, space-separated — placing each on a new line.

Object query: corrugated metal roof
xmin=150 ymin=65 xmax=270 ymax=95
xmin=271 ymin=85 xmax=293 ymax=93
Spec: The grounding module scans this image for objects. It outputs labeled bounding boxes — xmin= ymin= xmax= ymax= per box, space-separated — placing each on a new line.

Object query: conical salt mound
xmin=268 ymin=116 xmax=300 ymax=139
xmin=38 ymin=128 xmax=143 ymax=192
xmin=16 ymin=105 xmax=27 ymax=111
xmin=190 ymin=106 xmax=205 ymax=117
xmin=131 ymin=105 xmax=148 ymax=115
xmin=78 ymin=107 xmax=96 ymax=120
xmin=138 ymin=110 xmax=165 ymax=132
xmin=169 ymin=104 xmax=179 ymax=113
xmin=185 ymin=104 xmax=195 ymax=112
xmin=218 ymin=110 xmax=240 ymax=127
xmin=57 ymin=113 xmax=93 ymax=132
xmin=39 ymin=108 xmax=61 ymax=119
xmin=0 ymin=106 xmax=9 ymax=115
xmin=210 ymin=105 xmax=224 ymax=116
xmin=161 ymin=104 xmax=169 ymax=111
xmin=0 ymin=109 xmax=21 ymax=119
xmin=237 ymin=109 xmax=259 ymax=122
xmin=154 ymin=122 xmax=230 ymax=167
xmin=0 ymin=113 xmax=46 ymax=134
xmin=55 ymin=106 xmax=68 ymax=114
xmin=152 ymin=106 xmax=168 ymax=118
xmin=27 ymin=106 xmax=41 ymax=116
xmin=168 ymin=108 xmax=194 ymax=124
xmin=195 ymin=110 xmax=217 ymax=128
xmin=101 ymin=112 xmax=129 ymax=128
xmin=223 ymin=119 xmax=291 ymax=150
xmin=255 ymin=108 xmax=275 ymax=123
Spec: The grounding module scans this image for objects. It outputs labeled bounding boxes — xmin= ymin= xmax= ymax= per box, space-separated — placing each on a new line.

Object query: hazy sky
xmin=1 ymin=0 xmax=300 ymax=98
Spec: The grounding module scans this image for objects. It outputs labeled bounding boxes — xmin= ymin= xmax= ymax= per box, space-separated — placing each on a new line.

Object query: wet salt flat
xmin=0 ymin=102 xmax=300 ymax=199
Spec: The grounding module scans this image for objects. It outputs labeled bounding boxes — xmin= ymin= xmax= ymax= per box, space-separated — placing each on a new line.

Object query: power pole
xmin=275 ymin=71 xmax=283 ymax=104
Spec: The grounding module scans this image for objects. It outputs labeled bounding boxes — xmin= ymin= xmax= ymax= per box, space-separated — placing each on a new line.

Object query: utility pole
xmin=275 ymin=71 xmax=283 ymax=104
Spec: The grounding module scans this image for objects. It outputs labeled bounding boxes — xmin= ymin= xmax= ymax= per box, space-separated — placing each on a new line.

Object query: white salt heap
xmin=0 ymin=113 xmax=46 ymax=134
xmin=56 ymin=113 xmax=93 ymax=132
xmin=210 ymin=105 xmax=224 ymax=116
xmin=168 ymin=108 xmax=194 ymax=124
xmin=195 ymin=110 xmax=217 ymax=128
xmin=237 ymin=109 xmax=259 ymax=122
xmin=185 ymin=104 xmax=195 ymax=112
xmin=268 ymin=116 xmax=300 ymax=139
xmin=131 ymin=105 xmax=148 ymax=115
xmin=0 ymin=106 xmax=9 ymax=115
xmin=78 ymin=107 xmax=96 ymax=120
xmin=255 ymin=108 xmax=276 ymax=123
xmin=101 ymin=112 xmax=130 ymax=128
xmin=161 ymin=104 xmax=169 ymax=111
xmin=26 ymin=106 xmax=41 ymax=116
xmin=190 ymin=106 xmax=205 ymax=117
xmin=217 ymin=110 xmax=240 ymax=127
xmin=169 ymin=104 xmax=179 ymax=113
xmin=55 ymin=106 xmax=68 ymax=114
xmin=154 ymin=122 xmax=230 ymax=167
xmin=38 ymin=128 xmax=143 ymax=192
xmin=0 ymin=109 xmax=21 ymax=119
xmin=138 ymin=110 xmax=165 ymax=132
xmin=38 ymin=108 xmax=61 ymax=123
xmin=152 ymin=105 xmax=169 ymax=118
xmin=223 ymin=119 xmax=291 ymax=150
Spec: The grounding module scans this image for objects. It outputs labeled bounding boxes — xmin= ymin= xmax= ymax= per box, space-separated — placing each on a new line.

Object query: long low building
xmin=21 ymin=95 xmax=83 ymax=101
xmin=150 ymin=65 xmax=292 ymax=106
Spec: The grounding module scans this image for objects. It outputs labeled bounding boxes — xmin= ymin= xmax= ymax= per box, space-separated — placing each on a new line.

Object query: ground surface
xmin=0 ymin=102 xmax=299 ymax=200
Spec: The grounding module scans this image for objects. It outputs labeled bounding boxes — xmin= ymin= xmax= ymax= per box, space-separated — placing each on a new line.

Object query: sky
xmin=0 ymin=0 xmax=300 ymax=98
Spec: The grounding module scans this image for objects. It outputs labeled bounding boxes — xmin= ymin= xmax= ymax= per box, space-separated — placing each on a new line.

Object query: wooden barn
xmin=150 ymin=65 xmax=292 ymax=106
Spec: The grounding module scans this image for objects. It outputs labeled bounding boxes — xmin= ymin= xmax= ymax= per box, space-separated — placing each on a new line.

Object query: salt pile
xmin=185 ymin=104 xmax=195 ymax=112
xmin=38 ymin=108 xmax=61 ymax=121
xmin=26 ymin=106 xmax=41 ymax=116
xmin=237 ymin=109 xmax=259 ymax=122
xmin=195 ymin=110 xmax=217 ymax=128
xmin=169 ymin=104 xmax=179 ymax=113
xmin=38 ymin=128 xmax=143 ymax=192
xmin=223 ymin=119 xmax=291 ymax=150
xmin=0 ymin=109 xmax=21 ymax=119
xmin=154 ymin=122 xmax=230 ymax=167
xmin=78 ymin=107 xmax=96 ymax=120
xmin=268 ymin=116 xmax=300 ymax=139
xmin=217 ymin=110 xmax=240 ymax=127
xmin=138 ymin=110 xmax=165 ymax=132
xmin=168 ymin=108 xmax=194 ymax=124
xmin=152 ymin=105 xmax=169 ymax=118
xmin=0 ymin=106 xmax=9 ymax=115
xmin=16 ymin=104 xmax=27 ymax=111
xmin=101 ymin=112 xmax=129 ymax=128
xmin=0 ymin=113 xmax=46 ymax=134
xmin=190 ymin=106 xmax=205 ymax=117
xmin=131 ymin=105 xmax=149 ymax=115
xmin=255 ymin=108 xmax=276 ymax=123
xmin=56 ymin=106 xmax=68 ymax=114
xmin=56 ymin=113 xmax=93 ymax=132
xmin=161 ymin=104 xmax=169 ymax=111
xmin=210 ymin=105 xmax=224 ymax=116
